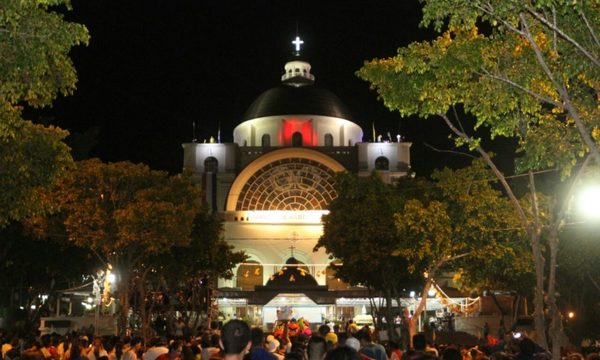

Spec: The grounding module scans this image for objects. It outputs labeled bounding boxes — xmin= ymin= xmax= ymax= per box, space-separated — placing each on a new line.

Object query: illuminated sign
xmin=237 ymin=210 xmax=328 ymax=224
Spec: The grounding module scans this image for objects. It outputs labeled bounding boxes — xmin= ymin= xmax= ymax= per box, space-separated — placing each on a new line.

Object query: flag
xmin=372 ymin=122 xmax=376 ymax=142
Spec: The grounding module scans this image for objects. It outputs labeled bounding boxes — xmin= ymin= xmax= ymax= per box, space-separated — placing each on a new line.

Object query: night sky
xmin=34 ymin=0 xmax=506 ymax=176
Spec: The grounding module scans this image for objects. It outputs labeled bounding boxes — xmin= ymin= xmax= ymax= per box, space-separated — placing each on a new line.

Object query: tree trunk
xmin=118 ymin=275 xmax=130 ymax=336
xmin=547 ymin=229 xmax=563 ymax=360
xmin=527 ymin=173 xmax=549 ymax=350
xmin=138 ymin=269 xmax=154 ymax=344
xmin=384 ymin=290 xmax=398 ymax=342
xmin=531 ymin=230 xmax=548 ymax=350
xmin=488 ymin=289 xmax=505 ymax=316
xmin=407 ymin=280 xmax=432 ymax=348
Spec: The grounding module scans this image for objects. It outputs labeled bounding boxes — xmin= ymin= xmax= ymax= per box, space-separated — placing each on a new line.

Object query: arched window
xmin=204 ymin=157 xmax=218 ymax=173
xmin=292 ymin=132 xmax=303 ymax=147
xmin=236 ymin=261 xmax=263 ymax=291
xmin=324 ymin=133 xmax=333 ymax=147
xmin=261 ymin=134 xmax=270 ymax=147
xmin=375 ymin=156 xmax=389 ymax=171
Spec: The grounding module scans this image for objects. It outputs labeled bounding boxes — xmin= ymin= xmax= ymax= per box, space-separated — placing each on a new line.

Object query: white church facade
xmin=181 ymin=38 xmax=412 ymax=327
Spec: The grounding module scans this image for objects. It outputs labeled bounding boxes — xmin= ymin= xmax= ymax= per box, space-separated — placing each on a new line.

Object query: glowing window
xmin=261 ymin=134 xmax=271 ymax=147
xmin=375 ymin=156 xmax=389 ymax=171
xmin=204 ymin=157 xmax=218 ymax=173
xmin=236 ymin=158 xmax=338 ymax=211
xmin=292 ymin=132 xmax=303 ymax=147
xmin=236 ymin=261 xmax=263 ymax=291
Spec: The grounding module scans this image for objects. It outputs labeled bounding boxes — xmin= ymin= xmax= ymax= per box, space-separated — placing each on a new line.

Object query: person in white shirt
xmin=142 ymin=338 xmax=168 ymax=360
xmin=121 ymin=338 xmax=143 ymax=360
xmin=87 ymin=338 xmax=109 ymax=360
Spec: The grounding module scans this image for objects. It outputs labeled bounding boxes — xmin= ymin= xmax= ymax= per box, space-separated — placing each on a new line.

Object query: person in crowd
xmin=3 ymin=337 xmax=20 ymax=360
xmin=122 ymin=338 xmax=142 ymax=360
xmin=356 ymin=329 xmax=386 ymax=360
xmin=265 ymin=336 xmax=283 ymax=360
xmin=307 ymin=325 xmax=329 ymax=360
xmin=248 ymin=328 xmax=275 ymax=360
xmin=156 ymin=340 xmax=182 ymax=360
xmin=324 ymin=347 xmax=361 ymax=360
xmin=179 ymin=340 xmax=194 ymax=360
xmin=87 ymin=338 xmax=108 ymax=360
xmin=202 ymin=334 xmax=221 ymax=360
xmin=287 ymin=334 xmax=309 ymax=360
xmin=143 ymin=338 xmax=168 ymax=360
xmin=401 ymin=333 xmax=436 ymax=360
xmin=22 ymin=338 xmax=45 ymax=359
xmin=79 ymin=337 xmax=90 ymax=357
xmin=219 ymin=320 xmax=251 ymax=360
xmin=387 ymin=342 xmax=402 ymax=360
xmin=424 ymin=343 xmax=438 ymax=358
xmin=441 ymin=347 xmax=462 ymax=360
xmin=324 ymin=333 xmax=337 ymax=353
xmin=174 ymin=319 xmax=186 ymax=338
xmin=345 ymin=328 xmax=361 ymax=356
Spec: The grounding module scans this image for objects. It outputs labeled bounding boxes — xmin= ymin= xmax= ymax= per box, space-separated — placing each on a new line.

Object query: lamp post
xmin=574 ymin=185 xmax=600 ymax=221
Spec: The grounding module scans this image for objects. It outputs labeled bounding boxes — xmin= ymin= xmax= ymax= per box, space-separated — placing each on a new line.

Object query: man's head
xmin=130 ymin=338 xmax=143 ymax=351
xmin=412 ymin=333 xmax=427 ymax=352
xmin=355 ymin=329 xmax=371 ymax=346
xmin=250 ymin=327 xmax=265 ymax=347
xmin=220 ymin=320 xmax=251 ymax=356
xmin=317 ymin=325 xmax=331 ymax=338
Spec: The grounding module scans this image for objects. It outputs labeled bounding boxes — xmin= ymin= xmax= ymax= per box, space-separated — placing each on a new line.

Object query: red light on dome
xmin=282 ymin=118 xmax=315 ymax=146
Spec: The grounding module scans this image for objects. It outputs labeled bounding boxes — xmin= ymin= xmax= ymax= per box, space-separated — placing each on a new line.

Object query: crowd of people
xmin=1 ymin=320 xmax=597 ymax=360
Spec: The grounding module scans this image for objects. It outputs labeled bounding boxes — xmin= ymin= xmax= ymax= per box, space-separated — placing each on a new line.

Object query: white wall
xmin=233 ymin=116 xmax=363 ymax=147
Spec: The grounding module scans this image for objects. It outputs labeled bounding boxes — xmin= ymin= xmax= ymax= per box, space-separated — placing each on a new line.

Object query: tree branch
xmin=519 ymin=13 xmax=600 ymax=165
xmin=424 ymin=142 xmax=477 ymax=159
xmin=588 ymin=272 xmax=600 ymax=293
xmin=579 ymin=7 xmax=600 ymax=49
xmin=438 ymin=113 xmax=530 ymax=229
xmin=527 ymin=170 xmax=542 ymax=243
xmin=552 ymin=7 xmax=558 ymax=52
xmin=476 ymin=69 xmax=562 ymax=108
xmin=475 ymin=3 xmax=526 ymax=36
xmin=431 ymin=252 xmax=473 ymax=275
xmin=452 ymin=105 xmax=467 ymax=134
xmin=525 ymin=6 xmax=600 ymax=68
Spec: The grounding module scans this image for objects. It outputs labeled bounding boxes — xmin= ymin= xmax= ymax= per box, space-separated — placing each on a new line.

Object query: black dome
xmin=264 ymin=257 xmax=319 ymax=287
xmin=242 ymin=84 xmax=354 ymax=121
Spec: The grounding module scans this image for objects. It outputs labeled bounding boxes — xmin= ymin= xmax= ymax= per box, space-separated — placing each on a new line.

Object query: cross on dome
xmin=288 ymin=231 xmax=299 ymax=257
xmin=292 ymin=36 xmax=304 ymax=52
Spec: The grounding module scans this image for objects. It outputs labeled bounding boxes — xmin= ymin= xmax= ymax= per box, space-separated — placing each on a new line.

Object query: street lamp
xmin=575 ymin=185 xmax=600 ymax=220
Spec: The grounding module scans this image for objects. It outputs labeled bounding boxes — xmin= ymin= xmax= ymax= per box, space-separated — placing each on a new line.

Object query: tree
xmin=317 ymin=164 xmax=525 ymax=343
xmin=136 ymin=206 xmax=246 ymax=339
xmin=315 ymin=172 xmax=422 ymax=342
xmin=394 ymin=160 xmax=529 ymax=340
xmin=34 ymin=159 xmax=203 ymax=333
xmin=358 ymin=1 xmax=598 ymax=353
xmin=0 ymin=115 xmax=72 ymax=227
xmin=0 ymin=222 xmax=97 ymax=332
xmin=0 ymin=0 xmax=89 ymax=226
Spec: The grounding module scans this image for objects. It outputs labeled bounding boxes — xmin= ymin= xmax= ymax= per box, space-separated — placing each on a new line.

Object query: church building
xmin=181 ymin=37 xmax=412 ymax=327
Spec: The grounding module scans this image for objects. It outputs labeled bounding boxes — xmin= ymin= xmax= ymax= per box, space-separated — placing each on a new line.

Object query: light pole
xmin=574 ymin=185 xmax=600 ymax=221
